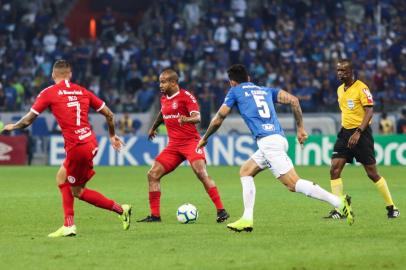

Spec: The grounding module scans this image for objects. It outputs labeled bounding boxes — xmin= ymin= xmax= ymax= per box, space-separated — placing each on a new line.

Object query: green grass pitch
xmin=0 ymin=166 xmax=405 ymax=270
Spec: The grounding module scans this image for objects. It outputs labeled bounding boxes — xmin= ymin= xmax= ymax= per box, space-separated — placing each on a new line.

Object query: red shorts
xmin=155 ymin=139 xmax=206 ymax=173
xmin=63 ymin=141 xmax=98 ymax=186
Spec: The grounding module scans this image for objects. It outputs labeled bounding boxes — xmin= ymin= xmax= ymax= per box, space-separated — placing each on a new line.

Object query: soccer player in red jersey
xmin=138 ymin=69 xmax=229 ymax=223
xmin=1 ymin=60 xmax=132 ymax=237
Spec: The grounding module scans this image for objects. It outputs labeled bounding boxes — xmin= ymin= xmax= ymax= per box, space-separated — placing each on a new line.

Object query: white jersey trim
xmin=96 ymin=102 xmax=105 ymax=112
xmin=189 ymin=110 xmax=200 ymax=116
xmin=30 ymin=108 xmax=40 ymax=115
xmin=65 ymin=80 xmax=70 ymax=88
xmin=166 ymin=91 xmax=180 ymax=100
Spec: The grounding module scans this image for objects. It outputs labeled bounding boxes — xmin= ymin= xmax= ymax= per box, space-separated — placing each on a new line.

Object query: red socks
xmin=79 ymin=188 xmax=123 ymax=214
xmin=149 ymin=191 xmax=161 ymax=217
xmin=207 ymin=187 xmax=224 ymax=210
xmin=58 ymin=183 xmax=75 ymax=227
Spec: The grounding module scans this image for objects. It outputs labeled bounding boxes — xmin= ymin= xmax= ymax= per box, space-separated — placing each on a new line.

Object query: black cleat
xmin=216 ymin=209 xmax=230 ymax=223
xmin=324 ymin=209 xmax=345 ymax=219
xmin=137 ymin=215 xmax=162 ymax=222
xmin=386 ymin=205 xmax=400 ymax=218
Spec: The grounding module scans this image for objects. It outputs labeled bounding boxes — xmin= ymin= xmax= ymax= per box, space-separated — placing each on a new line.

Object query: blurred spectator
xmin=198 ymin=84 xmax=214 ymax=131
xmin=396 ymin=109 xmax=406 ymax=134
xmin=378 ymin=112 xmax=394 ymax=134
xmin=99 ymin=6 xmax=116 ymax=40
xmin=0 ymin=83 xmax=5 ymax=111
xmin=4 ymin=79 xmax=17 ymax=111
xmin=119 ymin=113 xmax=135 ymax=135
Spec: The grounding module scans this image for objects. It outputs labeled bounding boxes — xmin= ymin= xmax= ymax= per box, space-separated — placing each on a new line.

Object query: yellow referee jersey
xmin=337 ymin=80 xmax=374 ymax=129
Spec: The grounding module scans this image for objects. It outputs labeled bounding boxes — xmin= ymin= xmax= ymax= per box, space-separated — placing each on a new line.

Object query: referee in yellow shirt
xmin=326 ymin=59 xmax=399 ymax=219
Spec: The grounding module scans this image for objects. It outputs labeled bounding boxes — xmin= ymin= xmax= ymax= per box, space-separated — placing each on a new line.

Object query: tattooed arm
xmin=277 ymin=90 xmax=308 ymax=144
xmin=1 ymin=111 xmax=37 ymax=132
xmin=197 ymin=105 xmax=232 ymax=148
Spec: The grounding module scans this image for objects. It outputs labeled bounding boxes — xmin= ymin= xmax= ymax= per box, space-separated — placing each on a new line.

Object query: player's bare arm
xmin=197 ymin=105 xmax=231 ymax=148
xmin=148 ymin=111 xmax=163 ymax=140
xmin=1 ymin=111 xmax=38 ymax=132
xmin=348 ymin=106 xmax=373 ymax=149
xmin=277 ymin=90 xmax=308 ymax=144
xmin=99 ymin=106 xmax=123 ymax=151
xmin=178 ymin=112 xmax=201 ymax=126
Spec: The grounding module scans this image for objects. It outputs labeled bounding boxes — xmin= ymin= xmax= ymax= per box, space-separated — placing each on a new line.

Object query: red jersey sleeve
xmin=87 ymin=89 xmax=105 ymax=112
xmin=184 ymin=91 xmax=199 ymax=115
xmin=31 ymin=88 xmax=51 ymax=115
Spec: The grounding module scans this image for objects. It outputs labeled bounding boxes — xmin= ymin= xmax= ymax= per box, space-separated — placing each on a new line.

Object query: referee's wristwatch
xmin=355 ymin=127 xmax=363 ymax=133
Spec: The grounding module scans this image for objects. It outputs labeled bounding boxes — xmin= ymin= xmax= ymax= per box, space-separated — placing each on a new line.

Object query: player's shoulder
xmin=180 ymin=88 xmax=194 ymax=97
xmin=354 ymin=80 xmax=369 ymax=90
xmin=36 ymin=83 xmax=56 ymax=98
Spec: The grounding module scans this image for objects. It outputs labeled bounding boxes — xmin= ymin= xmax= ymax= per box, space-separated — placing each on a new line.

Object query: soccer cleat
xmin=338 ymin=195 xmax=355 ymax=225
xmin=324 ymin=209 xmax=345 ymax=219
xmin=386 ymin=205 xmax=400 ymax=218
xmin=227 ymin=218 xmax=253 ymax=232
xmin=48 ymin=225 xmax=77 ymax=238
xmin=119 ymin=204 xmax=132 ymax=230
xmin=137 ymin=215 xmax=161 ymax=222
xmin=216 ymin=209 xmax=230 ymax=223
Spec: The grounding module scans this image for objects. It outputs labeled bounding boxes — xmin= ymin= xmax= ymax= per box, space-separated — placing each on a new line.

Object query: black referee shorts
xmin=332 ymin=126 xmax=376 ymax=165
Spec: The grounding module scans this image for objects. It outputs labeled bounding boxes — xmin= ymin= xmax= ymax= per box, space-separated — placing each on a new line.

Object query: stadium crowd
xmin=0 ymin=0 xmax=405 ymax=116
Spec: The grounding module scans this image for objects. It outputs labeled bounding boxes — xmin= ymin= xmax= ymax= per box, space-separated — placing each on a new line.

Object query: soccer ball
xmin=176 ymin=203 xmax=198 ymax=224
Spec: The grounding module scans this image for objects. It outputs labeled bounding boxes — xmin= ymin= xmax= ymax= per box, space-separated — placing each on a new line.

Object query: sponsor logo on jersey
xmin=163 ymin=113 xmax=180 ymax=119
xmin=59 ymin=90 xmax=83 ymax=95
xmin=0 ymin=142 xmax=12 ymax=161
xmin=67 ymin=176 xmax=76 ymax=184
xmin=262 ymin=124 xmax=275 ymax=131
xmin=347 ymin=99 xmax=354 ymax=109
xmin=250 ymin=90 xmax=267 ymax=95
xmin=172 ymin=102 xmax=178 ymax=109
xmin=362 ymin=88 xmax=373 ymax=103
xmin=196 ymin=148 xmax=203 ymax=154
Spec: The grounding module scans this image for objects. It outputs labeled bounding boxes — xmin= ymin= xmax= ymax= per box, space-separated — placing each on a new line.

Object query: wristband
xmin=355 ymin=127 xmax=363 ymax=133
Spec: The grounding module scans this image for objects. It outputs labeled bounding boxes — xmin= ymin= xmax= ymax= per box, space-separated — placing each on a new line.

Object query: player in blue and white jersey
xmin=197 ymin=64 xmax=354 ymax=232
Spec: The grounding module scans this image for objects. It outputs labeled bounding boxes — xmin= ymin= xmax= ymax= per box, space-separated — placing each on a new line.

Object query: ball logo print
xmin=67 ymin=176 xmax=76 ymax=184
xmin=176 ymin=203 xmax=198 ymax=224
xmin=172 ymin=102 xmax=178 ymax=109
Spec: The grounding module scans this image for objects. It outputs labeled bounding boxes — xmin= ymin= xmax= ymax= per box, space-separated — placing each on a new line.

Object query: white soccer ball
xmin=176 ymin=203 xmax=198 ymax=224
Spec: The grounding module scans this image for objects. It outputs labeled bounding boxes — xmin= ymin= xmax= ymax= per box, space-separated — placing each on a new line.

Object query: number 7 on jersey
xmin=67 ymin=101 xmax=81 ymax=126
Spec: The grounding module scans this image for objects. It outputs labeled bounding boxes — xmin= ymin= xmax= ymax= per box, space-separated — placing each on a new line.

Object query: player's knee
xmin=71 ymin=187 xmax=82 ymax=198
xmin=239 ymin=166 xmax=252 ymax=177
xmin=147 ymin=169 xmax=161 ymax=182
xmin=330 ymin=166 xmax=340 ymax=178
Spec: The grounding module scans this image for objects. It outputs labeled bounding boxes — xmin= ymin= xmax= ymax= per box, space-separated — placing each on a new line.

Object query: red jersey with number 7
xmin=31 ymin=80 xmax=105 ymax=151
xmin=161 ymin=89 xmax=200 ymax=144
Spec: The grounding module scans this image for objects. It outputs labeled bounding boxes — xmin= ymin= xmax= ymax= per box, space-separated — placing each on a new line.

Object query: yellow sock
xmin=375 ymin=177 xmax=395 ymax=206
xmin=330 ymin=178 xmax=343 ymax=196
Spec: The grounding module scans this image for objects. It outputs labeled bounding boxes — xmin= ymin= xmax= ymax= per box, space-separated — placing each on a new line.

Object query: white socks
xmin=241 ymin=176 xmax=256 ymax=220
xmin=295 ymin=179 xmax=341 ymax=208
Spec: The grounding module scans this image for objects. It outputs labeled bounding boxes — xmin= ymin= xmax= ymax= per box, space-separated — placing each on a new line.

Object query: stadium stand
xmin=0 ymin=0 xmax=404 ymax=115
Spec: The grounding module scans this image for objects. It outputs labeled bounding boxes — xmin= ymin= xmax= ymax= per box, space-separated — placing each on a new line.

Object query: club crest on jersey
xmin=347 ymin=99 xmax=354 ymax=109
xmin=67 ymin=176 xmax=76 ymax=184
xmin=172 ymin=102 xmax=178 ymax=109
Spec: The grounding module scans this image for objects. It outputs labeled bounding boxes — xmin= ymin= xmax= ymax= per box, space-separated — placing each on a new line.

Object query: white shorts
xmin=251 ymin=134 xmax=294 ymax=178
